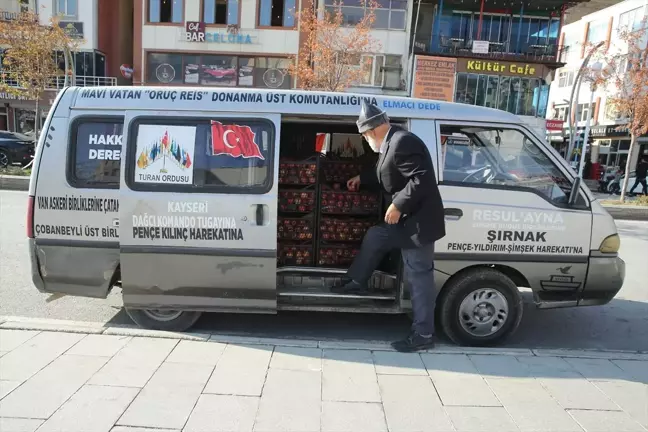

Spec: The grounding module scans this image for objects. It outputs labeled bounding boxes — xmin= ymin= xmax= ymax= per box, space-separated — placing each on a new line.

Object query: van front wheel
xmin=439 ymin=268 xmax=523 ymax=347
xmin=125 ymin=308 xmax=202 ymax=332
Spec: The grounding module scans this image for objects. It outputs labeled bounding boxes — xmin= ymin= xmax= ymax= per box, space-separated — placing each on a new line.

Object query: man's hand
xmin=347 ymin=175 xmax=361 ymax=191
xmin=384 ymin=203 xmax=402 ymax=224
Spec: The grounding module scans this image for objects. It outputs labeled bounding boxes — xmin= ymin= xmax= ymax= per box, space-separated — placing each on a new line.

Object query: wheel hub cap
xmin=458 ymin=288 xmax=509 ymax=337
xmin=142 ymin=309 xmax=182 ymax=322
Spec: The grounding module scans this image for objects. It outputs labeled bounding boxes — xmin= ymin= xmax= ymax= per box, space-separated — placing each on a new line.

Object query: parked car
xmin=0 ymin=131 xmax=35 ymax=168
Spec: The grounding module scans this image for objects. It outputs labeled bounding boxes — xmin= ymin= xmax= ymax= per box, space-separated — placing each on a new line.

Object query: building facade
xmin=0 ymin=0 xmax=120 ymax=136
xmin=132 ymin=0 xmax=411 ymax=94
xmin=407 ymin=0 xmax=576 ymax=136
xmin=546 ymin=0 xmax=648 ymax=175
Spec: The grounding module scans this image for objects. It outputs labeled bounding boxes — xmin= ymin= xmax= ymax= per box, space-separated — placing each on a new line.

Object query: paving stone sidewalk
xmin=0 ymin=329 xmax=647 ymax=432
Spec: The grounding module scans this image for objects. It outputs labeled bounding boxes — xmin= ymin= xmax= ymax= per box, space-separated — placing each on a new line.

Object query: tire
xmin=438 ymin=268 xmax=523 ymax=347
xmin=0 ymin=150 xmax=10 ymax=168
xmin=125 ymin=308 xmax=202 ymax=332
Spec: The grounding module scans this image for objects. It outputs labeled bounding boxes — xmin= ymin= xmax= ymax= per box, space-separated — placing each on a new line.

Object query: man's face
xmin=363 ymin=130 xmax=380 ymax=153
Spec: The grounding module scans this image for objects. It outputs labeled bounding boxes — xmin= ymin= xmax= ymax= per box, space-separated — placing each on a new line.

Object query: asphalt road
xmin=1 ymin=190 xmax=647 ymax=351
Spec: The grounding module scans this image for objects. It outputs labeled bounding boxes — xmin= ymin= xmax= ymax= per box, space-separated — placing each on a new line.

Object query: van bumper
xmin=578 ymin=256 xmax=626 ymax=306
xmin=29 ymin=238 xmax=47 ymax=293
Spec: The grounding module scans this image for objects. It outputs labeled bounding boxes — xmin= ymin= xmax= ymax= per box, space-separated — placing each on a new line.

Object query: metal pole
xmin=408 ymin=0 xmax=423 ymax=95
xmin=566 ymin=40 xmax=604 ymax=162
xmin=477 ymin=0 xmax=485 ymax=38
xmin=516 ymin=2 xmax=523 ymax=53
xmin=578 ymin=84 xmax=595 ymax=178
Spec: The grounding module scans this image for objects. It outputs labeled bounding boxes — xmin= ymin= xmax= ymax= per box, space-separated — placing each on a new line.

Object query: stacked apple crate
xmin=317 ymin=161 xmax=380 ymax=267
xmin=277 ymin=159 xmax=318 ymax=267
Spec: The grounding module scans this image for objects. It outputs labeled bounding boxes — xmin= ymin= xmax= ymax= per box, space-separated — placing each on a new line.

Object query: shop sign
xmin=458 ymin=59 xmax=543 ymax=78
xmin=120 ymin=64 xmax=134 ymax=79
xmin=411 ymin=55 xmax=457 ymax=102
xmin=183 ymin=21 xmax=254 ymax=44
xmin=0 ymin=92 xmax=29 ymax=101
xmin=546 ymin=119 xmax=564 ymax=131
xmin=58 ymin=21 xmax=84 ymax=39
xmin=590 ymin=125 xmax=631 ymax=138
xmin=472 ymin=41 xmax=490 ymax=54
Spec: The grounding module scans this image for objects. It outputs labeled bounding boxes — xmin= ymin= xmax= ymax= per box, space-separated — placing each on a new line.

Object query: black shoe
xmin=330 ymin=279 xmax=369 ymax=295
xmin=391 ymin=332 xmax=435 ymax=353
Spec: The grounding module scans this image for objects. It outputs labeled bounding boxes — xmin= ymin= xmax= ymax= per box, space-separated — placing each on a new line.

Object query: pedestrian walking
xmin=332 ymin=101 xmax=446 ymax=352
xmin=629 ymin=156 xmax=647 ymax=195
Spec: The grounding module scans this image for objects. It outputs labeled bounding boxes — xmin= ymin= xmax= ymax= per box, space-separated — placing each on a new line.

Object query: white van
xmin=27 ymin=86 xmax=625 ymax=346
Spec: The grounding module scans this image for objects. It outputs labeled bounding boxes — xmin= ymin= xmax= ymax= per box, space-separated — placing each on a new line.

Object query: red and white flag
xmin=211 ymin=121 xmax=265 ymax=160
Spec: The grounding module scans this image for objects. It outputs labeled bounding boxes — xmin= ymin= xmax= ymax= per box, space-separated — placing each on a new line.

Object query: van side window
xmin=440 ymin=125 xmax=586 ymax=207
xmin=69 ymin=118 xmax=124 ymax=188
xmin=127 ymin=118 xmax=273 ymax=193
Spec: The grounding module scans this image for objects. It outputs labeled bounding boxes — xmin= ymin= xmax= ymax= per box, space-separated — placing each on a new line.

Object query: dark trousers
xmin=347 ymin=223 xmax=437 ymax=335
xmin=629 ymin=177 xmax=647 ymax=195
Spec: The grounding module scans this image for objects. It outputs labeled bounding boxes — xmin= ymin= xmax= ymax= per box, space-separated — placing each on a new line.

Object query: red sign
xmin=546 ymin=120 xmax=565 ymax=131
xmin=186 ymin=21 xmax=206 ymax=42
xmin=211 ymin=121 xmax=265 ymax=160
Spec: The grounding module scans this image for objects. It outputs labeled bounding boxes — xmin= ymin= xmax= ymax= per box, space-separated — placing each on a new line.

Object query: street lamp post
xmin=567 ymin=41 xmax=605 ymax=163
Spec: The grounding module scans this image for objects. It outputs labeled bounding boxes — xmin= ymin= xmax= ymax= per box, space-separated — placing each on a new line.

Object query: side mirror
xmin=568 ymin=176 xmax=582 ymax=207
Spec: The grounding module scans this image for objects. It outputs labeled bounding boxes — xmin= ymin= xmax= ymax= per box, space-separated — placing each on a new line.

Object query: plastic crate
xmin=319 ymin=218 xmax=373 ymax=242
xmin=279 ymin=190 xmax=316 ymax=213
xmin=278 ymin=244 xmax=313 ymax=266
xmin=318 ymin=244 xmax=360 ymax=267
xmin=278 ymin=217 xmax=314 ymax=241
xmin=321 ymin=161 xmax=362 ymax=183
xmin=279 ymin=162 xmax=317 ymax=185
xmin=320 ymin=191 xmax=379 ymax=215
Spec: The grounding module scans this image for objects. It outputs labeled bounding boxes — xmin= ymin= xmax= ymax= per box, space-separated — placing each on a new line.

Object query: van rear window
xmin=126 ymin=117 xmax=273 ymax=194
xmin=69 ymin=118 xmax=124 ymax=188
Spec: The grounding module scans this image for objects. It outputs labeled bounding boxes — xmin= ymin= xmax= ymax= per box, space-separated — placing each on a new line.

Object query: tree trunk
xmin=33 ymin=98 xmax=40 ymax=144
xmin=619 ymin=133 xmax=637 ymax=202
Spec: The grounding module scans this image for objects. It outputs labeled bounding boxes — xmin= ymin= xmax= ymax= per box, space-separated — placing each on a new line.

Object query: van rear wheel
xmin=125 ymin=308 xmax=202 ymax=332
xmin=438 ymin=268 xmax=523 ymax=347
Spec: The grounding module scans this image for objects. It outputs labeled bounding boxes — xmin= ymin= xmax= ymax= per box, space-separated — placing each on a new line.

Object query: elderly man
xmin=333 ymin=101 xmax=446 ymax=352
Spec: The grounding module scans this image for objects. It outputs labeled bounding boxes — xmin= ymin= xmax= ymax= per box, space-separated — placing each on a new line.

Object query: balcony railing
xmin=0 ymin=74 xmax=118 ymax=91
xmin=414 ymin=38 xmax=568 ymax=64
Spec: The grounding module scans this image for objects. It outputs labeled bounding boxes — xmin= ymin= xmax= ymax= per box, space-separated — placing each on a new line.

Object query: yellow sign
xmin=467 ymin=60 xmax=536 ymax=76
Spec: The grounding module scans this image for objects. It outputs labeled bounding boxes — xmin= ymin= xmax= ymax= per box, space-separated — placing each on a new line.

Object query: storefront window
xmin=201 ymin=55 xmax=237 ymax=86
xmin=147 ymin=53 xmax=184 ymax=84
xmin=454 ymin=72 xmax=547 ymax=117
xmin=14 ymin=109 xmax=45 ymax=138
xmin=147 ymin=53 xmax=293 ymax=89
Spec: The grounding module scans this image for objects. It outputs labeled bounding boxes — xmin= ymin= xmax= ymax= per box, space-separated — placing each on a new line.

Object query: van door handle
xmin=255 ymin=204 xmax=264 ymax=226
xmin=444 ymin=208 xmax=463 ymax=221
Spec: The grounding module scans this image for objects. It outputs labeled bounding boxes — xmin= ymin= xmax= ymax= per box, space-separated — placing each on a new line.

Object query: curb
xmin=0 ymin=175 xmax=29 ymax=191
xmin=602 ymin=204 xmax=648 ymax=221
xmin=0 ymin=316 xmax=646 ymax=360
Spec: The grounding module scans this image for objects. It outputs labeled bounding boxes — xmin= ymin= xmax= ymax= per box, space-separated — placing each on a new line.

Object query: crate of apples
xmin=279 ymin=163 xmax=317 ymax=185
xmin=278 ymin=244 xmax=313 ymax=266
xmin=320 ymin=218 xmax=373 ymax=242
xmin=279 ymin=190 xmax=315 ymax=213
xmin=320 ymin=191 xmax=379 ymax=215
xmin=323 ymin=162 xmax=361 ymax=183
xmin=318 ymin=246 xmax=359 ymax=266
xmin=278 ymin=217 xmax=313 ymax=241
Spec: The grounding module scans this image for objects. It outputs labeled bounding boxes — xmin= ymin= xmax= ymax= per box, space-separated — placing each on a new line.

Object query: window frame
xmin=324 ymin=0 xmax=407 ymax=30
xmin=54 ymin=0 xmax=77 ymax=18
xmin=256 ymin=0 xmax=296 ymax=29
xmin=436 ymin=120 xmax=590 ymax=210
xmin=125 ymin=116 xmax=275 ymax=195
xmin=201 ymin=0 xmax=241 ymax=26
xmin=147 ymin=0 xmax=185 ymax=25
xmin=618 ymin=7 xmax=644 ymax=34
xmin=66 ymin=115 xmax=125 ymax=190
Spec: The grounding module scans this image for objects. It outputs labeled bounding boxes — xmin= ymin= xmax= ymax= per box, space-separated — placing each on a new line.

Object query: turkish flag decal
xmin=211 ymin=121 xmax=265 ymax=160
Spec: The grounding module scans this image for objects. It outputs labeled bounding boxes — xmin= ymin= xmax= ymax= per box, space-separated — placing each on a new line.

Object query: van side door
xmin=435 ymin=121 xmax=592 ymax=305
xmin=119 ymin=112 xmax=279 ymax=313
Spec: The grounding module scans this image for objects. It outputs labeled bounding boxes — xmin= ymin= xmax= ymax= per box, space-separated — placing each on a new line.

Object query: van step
xmin=278 ymin=285 xmax=396 ymax=301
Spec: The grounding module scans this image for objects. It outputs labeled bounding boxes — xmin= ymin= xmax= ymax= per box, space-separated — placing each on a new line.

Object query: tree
xmin=290 ymin=1 xmax=381 ymax=92
xmin=597 ymin=23 xmax=648 ymax=201
xmin=0 ymin=9 xmax=79 ymax=141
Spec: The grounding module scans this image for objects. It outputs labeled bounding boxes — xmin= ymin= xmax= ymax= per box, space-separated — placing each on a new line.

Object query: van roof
xmin=68 ymin=86 xmax=521 ymax=124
